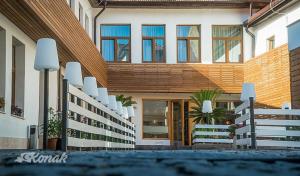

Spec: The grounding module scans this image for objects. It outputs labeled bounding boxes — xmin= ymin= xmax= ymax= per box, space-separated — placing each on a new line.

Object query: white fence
xmin=235 ymin=102 xmax=300 ymax=149
xmin=62 ymin=82 xmax=135 ymax=150
xmin=192 ymin=124 xmax=233 ymax=144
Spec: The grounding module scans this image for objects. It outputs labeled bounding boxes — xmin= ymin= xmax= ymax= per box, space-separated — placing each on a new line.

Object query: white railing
xmin=62 ymin=82 xmax=135 ymax=150
xmin=192 ymin=124 xmax=233 ymax=144
xmin=235 ymin=102 xmax=300 ymax=149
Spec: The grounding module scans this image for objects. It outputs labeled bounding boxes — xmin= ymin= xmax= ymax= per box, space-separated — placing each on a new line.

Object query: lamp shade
xmin=96 ymin=88 xmax=109 ymax=106
xmin=34 ymin=38 xmax=59 ymax=71
xmin=240 ymin=83 xmax=256 ymax=101
xmin=281 ymin=102 xmax=291 ymax=110
xmin=127 ymin=106 xmax=135 ymax=117
xmin=108 ymin=95 xmax=117 ymax=111
xmin=64 ymin=62 xmax=83 ymax=88
xmin=117 ymin=101 xmax=123 ymax=115
xmin=202 ymin=100 xmax=213 ymax=113
xmin=123 ymin=107 xmax=129 ymax=119
xmin=83 ymin=77 xmax=98 ymax=98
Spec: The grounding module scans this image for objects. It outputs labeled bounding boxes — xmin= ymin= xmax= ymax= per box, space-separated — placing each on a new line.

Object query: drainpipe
xmin=244 ymin=2 xmax=255 ymax=58
xmin=244 ymin=23 xmax=256 ymax=58
xmin=93 ymin=0 xmax=107 ymax=45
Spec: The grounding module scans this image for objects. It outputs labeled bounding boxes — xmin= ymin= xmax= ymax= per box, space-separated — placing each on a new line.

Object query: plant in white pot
xmin=47 ymin=107 xmax=62 ymax=150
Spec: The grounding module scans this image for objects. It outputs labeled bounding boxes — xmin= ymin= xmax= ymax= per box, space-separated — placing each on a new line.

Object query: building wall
xmin=96 ymin=8 xmax=252 ymax=63
xmin=253 ymin=1 xmax=300 ymax=56
xmin=244 ymin=44 xmax=291 ymax=108
xmin=0 ymin=13 xmax=58 ymax=149
xmin=107 ymin=63 xmax=244 ymax=93
xmin=66 ymin=0 xmax=93 ymax=39
xmin=290 ymin=47 xmax=300 ymax=109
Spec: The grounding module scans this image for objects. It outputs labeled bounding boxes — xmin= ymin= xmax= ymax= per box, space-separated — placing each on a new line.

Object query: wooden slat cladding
xmin=107 ymin=63 xmax=244 ymax=93
xmin=290 ymin=47 xmax=300 ymax=109
xmin=244 ymin=44 xmax=291 ymax=108
xmin=0 ymin=0 xmax=107 ymax=86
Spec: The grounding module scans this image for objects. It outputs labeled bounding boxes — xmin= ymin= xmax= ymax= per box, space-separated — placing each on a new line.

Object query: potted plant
xmin=47 ymin=107 xmax=62 ymax=150
xmin=11 ymin=105 xmax=23 ymax=116
xmin=0 ymin=97 xmax=5 ymax=109
xmin=116 ymin=95 xmax=137 ymax=107
xmin=189 ymin=89 xmax=225 ymax=124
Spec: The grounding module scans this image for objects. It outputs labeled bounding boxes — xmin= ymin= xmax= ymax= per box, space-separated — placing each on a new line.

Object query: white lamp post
xmin=240 ymin=82 xmax=256 ymax=149
xmin=117 ymin=101 xmax=123 ymax=115
xmin=202 ymin=100 xmax=212 ymax=124
xmin=108 ymin=95 xmax=117 ymax=111
xmin=83 ymin=77 xmax=98 ymax=98
xmin=64 ymin=62 xmax=83 ymax=88
xmin=123 ymin=107 xmax=129 ymax=119
xmin=96 ymin=88 xmax=109 ymax=106
xmin=34 ymin=38 xmax=59 ymax=150
xmin=240 ymin=83 xmax=256 ymax=102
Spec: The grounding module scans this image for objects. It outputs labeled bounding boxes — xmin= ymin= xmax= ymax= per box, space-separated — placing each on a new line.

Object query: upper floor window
xmin=79 ymin=3 xmax=83 ymax=25
xmin=267 ymin=36 xmax=275 ymax=51
xmin=142 ymin=25 xmax=165 ymax=63
xmin=85 ymin=14 xmax=89 ymax=34
xmin=177 ymin=25 xmax=201 ymax=63
xmin=100 ymin=25 xmax=130 ymax=62
xmin=212 ymin=25 xmax=243 ymax=63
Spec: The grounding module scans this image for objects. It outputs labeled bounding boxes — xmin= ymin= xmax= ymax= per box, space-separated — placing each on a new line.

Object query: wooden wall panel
xmin=244 ymin=44 xmax=291 ymax=108
xmin=107 ymin=63 xmax=244 ymax=93
xmin=0 ymin=0 xmax=107 ymax=86
xmin=290 ymin=47 xmax=300 ymax=109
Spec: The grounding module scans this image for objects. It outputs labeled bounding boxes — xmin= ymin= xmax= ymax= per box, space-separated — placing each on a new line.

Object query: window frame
xmin=78 ymin=3 xmax=83 ymax=25
xmin=100 ymin=24 xmax=131 ymax=63
xmin=176 ymin=25 xmax=201 ymax=63
xmin=142 ymin=24 xmax=166 ymax=63
xmin=267 ymin=36 xmax=275 ymax=51
xmin=142 ymin=99 xmax=170 ymax=140
xmin=212 ymin=25 xmax=243 ymax=63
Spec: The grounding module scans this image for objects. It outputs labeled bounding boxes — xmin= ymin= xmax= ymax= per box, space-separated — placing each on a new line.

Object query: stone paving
xmin=0 ymin=150 xmax=300 ymax=176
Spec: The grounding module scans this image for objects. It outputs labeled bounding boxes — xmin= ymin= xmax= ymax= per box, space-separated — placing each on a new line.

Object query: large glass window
xmin=143 ymin=100 xmax=169 ymax=139
xmin=177 ymin=25 xmax=201 ymax=63
xmin=142 ymin=25 xmax=165 ymax=63
xmin=212 ymin=25 xmax=243 ymax=63
xmin=101 ymin=25 xmax=130 ymax=62
xmin=11 ymin=37 xmax=25 ymax=117
xmin=0 ymin=27 xmax=6 ymax=112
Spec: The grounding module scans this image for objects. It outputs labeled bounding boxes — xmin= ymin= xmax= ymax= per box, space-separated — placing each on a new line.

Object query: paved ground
xmin=0 ymin=150 xmax=300 ymax=176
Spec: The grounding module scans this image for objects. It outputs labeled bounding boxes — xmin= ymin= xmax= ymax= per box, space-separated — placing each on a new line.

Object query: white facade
xmin=95 ymin=8 xmax=253 ymax=63
xmin=253 ymin=1 xmax=300 ymax=56
xmin=0 ymin=13 xmax=59 ymax=149
xmin=67 ymin=0 xmax=93 ymax=39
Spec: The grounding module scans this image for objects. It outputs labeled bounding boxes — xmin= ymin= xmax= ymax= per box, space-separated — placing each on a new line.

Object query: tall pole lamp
xmin=240 ymin=83 xmax=256 ymax=149
xmin=34 ymin=38 xmax=59 ymax=150
xmin=202 ymin=100 xmax=213 ymax=124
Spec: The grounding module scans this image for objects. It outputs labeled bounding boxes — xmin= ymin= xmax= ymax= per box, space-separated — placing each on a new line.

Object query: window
xmin=142 ymin=25 xmax=165 ymax=63
xmin=143 ymin=100 xmax=169 ymax=139
xmin=267 ymin=36 xmax=275 ymax=51
xmin=212 ymin=25 xmax=243 ymax=63
xmin=11 ymin=37 xmax=25 ymax=117
xmin=69 ymin=0 xmax=75 ymax=12
xmin=177 ymin=25 xmax=201 ymax=63
xmin=85 ymin=14 xmax=90 ymax=35
xmin=0 ymin=27 xmax=5 ymax=112
xmin=79 ymin=3 xmax=83 ymax=25
xmin=100 ymin=25 xmax=130 ymax=62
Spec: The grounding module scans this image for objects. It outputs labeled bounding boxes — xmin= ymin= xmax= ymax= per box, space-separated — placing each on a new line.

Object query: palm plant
xmin=189 ymin=89 xmax=225 ymax=124
xmin=116 ymin=95 xmax=137 ymax=107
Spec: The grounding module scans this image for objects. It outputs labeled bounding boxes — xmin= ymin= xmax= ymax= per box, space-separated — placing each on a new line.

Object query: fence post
xmin=249 ymin=97 xmax=256 ymax=149
xmin=61 ymin=79 xmax=69 ymax=152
